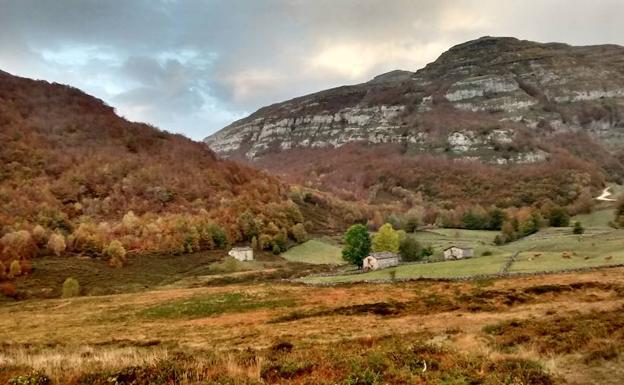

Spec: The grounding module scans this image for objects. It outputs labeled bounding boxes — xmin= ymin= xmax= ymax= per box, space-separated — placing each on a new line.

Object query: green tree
xmin=573 ymin=221 xmax=585 ymax=235
xmin=372 ymin=223 xmax=400 ymax=253
xmin=237 ymin=210 xmax=259 ymax=241
xmin=398 ymin=236 xmax=422 ymax=262
xmin=548 ymin=206 xmax=570 ymax=227
xmin=521 ymin=212 xmax=543 ymax=236
xmin=487 ymin=208 xmax=506 ymax=230
xmin=342 ymin=224 xmax=371 ymax=267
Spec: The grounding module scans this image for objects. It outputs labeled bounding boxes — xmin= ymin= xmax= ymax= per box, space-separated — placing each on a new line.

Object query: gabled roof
xmin=368 ymin=252 xmax=399 ymax=260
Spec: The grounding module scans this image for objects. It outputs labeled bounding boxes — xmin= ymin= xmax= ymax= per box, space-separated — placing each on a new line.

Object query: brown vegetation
xmin=0 ymin=71 xmax=312 ymax=271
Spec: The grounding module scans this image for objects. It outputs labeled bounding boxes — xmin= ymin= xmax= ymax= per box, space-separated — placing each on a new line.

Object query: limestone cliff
xmin=205 ymin=37 xmax=624 ymax=164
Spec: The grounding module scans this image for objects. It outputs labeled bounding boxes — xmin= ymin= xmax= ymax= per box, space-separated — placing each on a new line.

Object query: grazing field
xmin=572 ymin=208 xmax=614 ymax=228
xmin=302 ymin=254 xmax=508 ymax=284
xmin=281 ymin=239 xmax=344 ymax=265
xmin=303 ymin=227 xmax=624 ymax=284
xmin=1 ymin=268 xmax=623 ymax=384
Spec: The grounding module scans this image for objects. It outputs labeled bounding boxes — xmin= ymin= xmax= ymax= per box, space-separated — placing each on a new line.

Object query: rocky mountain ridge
xmin=205 ymin=36 xmax=624 ymax=165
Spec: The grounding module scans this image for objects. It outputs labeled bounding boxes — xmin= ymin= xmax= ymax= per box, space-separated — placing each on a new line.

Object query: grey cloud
xmin=0 ymin=0 xmax=622 ymax=139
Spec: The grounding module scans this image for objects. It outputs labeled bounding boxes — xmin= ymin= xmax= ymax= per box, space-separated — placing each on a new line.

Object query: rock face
xmin=205 ymin=37 xmax=624 ymax=163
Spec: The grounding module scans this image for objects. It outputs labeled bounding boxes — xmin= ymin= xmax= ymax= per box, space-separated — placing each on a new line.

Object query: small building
xmin=228 ymin=247 xmax=253 ymax=261
xmin=443 ymin=246 xmax=474 ymax=260
xmin=363 ymin=252 xmax=400 ymax=271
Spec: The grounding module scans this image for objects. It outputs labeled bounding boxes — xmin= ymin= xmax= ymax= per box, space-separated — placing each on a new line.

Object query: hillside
xmin=0 ymin=70 xmax=337 ymax=270
xmin=205 ymin=36 xmax=624 ymax=212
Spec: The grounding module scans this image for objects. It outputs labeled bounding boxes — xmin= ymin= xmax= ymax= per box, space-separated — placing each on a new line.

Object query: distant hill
xmin=0 ymin=70 xmax=352 ymax=268
xmin=205 ymin=36 xmax=624 ymax=209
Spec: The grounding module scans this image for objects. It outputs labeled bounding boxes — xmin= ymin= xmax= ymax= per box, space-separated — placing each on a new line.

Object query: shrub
xmin=47 ymin=233 xmax=66 ymax=256
xmin=1 ymin=282 xmax=17 ymax=298
xmin=573 ymin=221 xmax=585 ymax=235
xmin=9 ymin=260 xmax=21 ymax=277
xmin=372 ymin=223 xmax=400 ymax=253
xmin=103 ymin=240 xmax=126 ymax=267
xmin=548 ymin=206 xmax=570 ymax=227
xmin=290 ymin=223 xmax=307 ymax=243
xmin=399 ymin=236 xmax=422 ymax=262
xmin=272 ymin=244 xmax=281 ymax=255
xmin=251 ymin=236 xmax=258 ymax=250
xmin=62 ymin=277 xmax=80 ymax=298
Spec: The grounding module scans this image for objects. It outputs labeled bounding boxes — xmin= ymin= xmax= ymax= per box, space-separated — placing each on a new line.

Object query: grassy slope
xmin=281 ymin=239 xmax=344 ymax=265
xmin=303 ymin=226 xmax=624 ymax=283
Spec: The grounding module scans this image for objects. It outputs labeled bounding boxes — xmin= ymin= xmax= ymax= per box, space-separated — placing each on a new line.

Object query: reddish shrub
xmin=0 ymin=282 xmax=17 ymax=298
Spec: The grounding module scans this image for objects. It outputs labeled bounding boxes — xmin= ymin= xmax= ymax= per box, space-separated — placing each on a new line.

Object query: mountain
xmin=0 ymin=70 xmax=350 ymax=267
xmin=206 ymin=36 xmax=624 ymax=162
xmin=205 ymin=36 xmax=624 ymax=210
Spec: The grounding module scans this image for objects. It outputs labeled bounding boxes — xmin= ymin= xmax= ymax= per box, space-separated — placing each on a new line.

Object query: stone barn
xmin=443 ymin=246 xmax=474 ymax=260
xmin=363 ymin=252 xmax=400 ymax=270
xmin=228 ymin=247 xmax=254 ymax=261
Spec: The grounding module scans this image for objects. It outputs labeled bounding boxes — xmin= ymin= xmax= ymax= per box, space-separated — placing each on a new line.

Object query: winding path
xmin=596 ymin=187 xmax=616 ymax=202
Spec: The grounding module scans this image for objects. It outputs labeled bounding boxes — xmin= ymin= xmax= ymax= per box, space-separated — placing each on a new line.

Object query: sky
xmin=1 ymin=1 xmax=623 ymax=140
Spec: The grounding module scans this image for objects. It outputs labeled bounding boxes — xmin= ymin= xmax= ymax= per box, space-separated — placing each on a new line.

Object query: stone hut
xmin=443 ymin=246 xmax=474 ymax=260
xmin=363 ymin=252 xmax=400 ymax=270
xmin=228 ymin=246 xmax=254 ymax=261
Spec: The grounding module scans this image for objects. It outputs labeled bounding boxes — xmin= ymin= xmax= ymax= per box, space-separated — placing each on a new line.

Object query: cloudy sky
xmin=1 ymin=0 xmax=623 ymax=140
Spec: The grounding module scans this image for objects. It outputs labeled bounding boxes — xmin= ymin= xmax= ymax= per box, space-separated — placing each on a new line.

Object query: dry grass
xmin=1 ymin=268 xmax=623 ymax=384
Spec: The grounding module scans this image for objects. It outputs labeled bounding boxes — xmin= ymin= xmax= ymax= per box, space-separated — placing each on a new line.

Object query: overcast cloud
xmin=0 ymin=0 xmax=623 ymax=139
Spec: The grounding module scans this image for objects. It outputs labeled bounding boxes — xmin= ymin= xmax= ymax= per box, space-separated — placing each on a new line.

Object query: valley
xmin=2 ymin=32 xmax=624 ymax=384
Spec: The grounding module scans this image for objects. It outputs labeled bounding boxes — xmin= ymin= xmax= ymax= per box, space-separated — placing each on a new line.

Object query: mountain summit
xmin=205 ymin=36 xmax=624 ymax=164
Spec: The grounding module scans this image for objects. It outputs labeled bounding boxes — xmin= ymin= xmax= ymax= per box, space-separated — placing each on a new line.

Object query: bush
xmin=573 ymin=221 xmax=585 ymax=235
xmin=1 ymin=282 xmax=17 ymax=298
xmin=548 ymin=206 xmax=570 ymax=227
xmin=103 ymin=240 xmax=126 ymax=267
xmin=62 ymin=277 xmax=80 ymax=298
xmin=9 ymin=260 xmax=21 ymax=277
xmin=398 ymin=237 xmax=422 ymax=262
xmin=47 ymin=233 xmax=66 ymax=256
xmin=290 ymin=223 xmax=307 ymax=243
xmin=272 ymin=244 xmax=281 ymax=255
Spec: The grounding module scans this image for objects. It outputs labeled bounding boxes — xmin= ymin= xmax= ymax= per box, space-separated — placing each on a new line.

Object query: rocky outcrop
xmin=205 ymin=36 xmax=624 ymax=163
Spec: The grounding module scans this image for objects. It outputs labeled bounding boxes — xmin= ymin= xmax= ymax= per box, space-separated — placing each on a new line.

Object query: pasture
xmin=303 ymin=225 xmax=624 ymax=284
xmin=281 ymin=239 xmax=344 ymax=265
